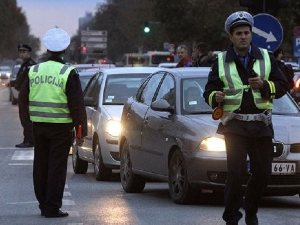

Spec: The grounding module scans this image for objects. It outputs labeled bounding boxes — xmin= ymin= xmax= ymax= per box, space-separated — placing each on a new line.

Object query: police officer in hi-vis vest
xmin=19 ymin=28 xmax=87 ymax=218
xmin=203 ymin=11 xmax=288 ymax=225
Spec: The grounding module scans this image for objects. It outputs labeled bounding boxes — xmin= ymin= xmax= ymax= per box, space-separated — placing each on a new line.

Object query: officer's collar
xmin=225 ymin=44 xmax=264 ymax=62
xmin=47 ymin=56 xmax=66 ymax=64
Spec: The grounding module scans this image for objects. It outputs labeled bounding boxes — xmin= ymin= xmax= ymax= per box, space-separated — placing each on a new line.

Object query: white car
xmin=0 ymin=65 xmax=12 ymax=79
xmin=72 ymin=67 xmax=159 ymax=181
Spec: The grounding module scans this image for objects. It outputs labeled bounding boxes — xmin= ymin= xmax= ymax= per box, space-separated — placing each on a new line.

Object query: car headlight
xmin=199 ymin=137 xmax=226 ymax=152
xmin=106 ymin=120 xmax=121 ymax=137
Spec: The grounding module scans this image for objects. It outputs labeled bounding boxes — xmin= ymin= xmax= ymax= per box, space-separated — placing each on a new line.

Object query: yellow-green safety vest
xmin=210 ymin=48 xmax=275 ymax=111
xmin=28 ymin=61 xmax=75 ymax=123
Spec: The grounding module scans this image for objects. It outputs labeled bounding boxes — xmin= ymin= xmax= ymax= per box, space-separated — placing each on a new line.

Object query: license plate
xmin=272 ymin=163 xmax=296 ymax=175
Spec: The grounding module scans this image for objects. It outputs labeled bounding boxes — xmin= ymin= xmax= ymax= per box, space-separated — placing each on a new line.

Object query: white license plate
xmin=272 ymin=163 xmax=296 ymax=175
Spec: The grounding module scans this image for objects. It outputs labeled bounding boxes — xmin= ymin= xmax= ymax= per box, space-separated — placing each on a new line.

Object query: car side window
xmin=138 ymin=72 xmax=164 ymax=106
xmin=155 ymin=74 xmax=175 ymax=107
xmin=84 ymin=72 xmax=103 ymax=105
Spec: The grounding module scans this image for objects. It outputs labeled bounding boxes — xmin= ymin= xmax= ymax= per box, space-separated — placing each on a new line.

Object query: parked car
xmin=71 ymin=67 xmax=160 ymax=181
xmin=8 ymin=64 xmax=21 ymax=105
xmin=0 ymin=65 xmax=12 ymax=79
xmin=119 ymin=67 xmax=300 ymax=204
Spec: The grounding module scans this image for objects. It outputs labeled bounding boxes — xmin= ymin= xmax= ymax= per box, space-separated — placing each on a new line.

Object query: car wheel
xmin=94 ymin=140 xmax=112 ymax=181
xmin=120 ymin=140 xmax=145 ymax=193
xmin=168 ymin=149 xmax=197 ymax=204
xmin=72 ymin=141 xmax=88 ymax=174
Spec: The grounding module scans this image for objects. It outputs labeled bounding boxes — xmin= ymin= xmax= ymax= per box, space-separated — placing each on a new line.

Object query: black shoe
xmin=245 ymin=214 xmax=258 ymax=225
xmin=41 ymin=210 xmax=45 ymax=216
xmin=226 ymin=223 xmax=238 ymax=225
xmin=45 ymin=209 xmax=69 ymax=218
xmin=15 ymin=142 xmax=34 ymax=148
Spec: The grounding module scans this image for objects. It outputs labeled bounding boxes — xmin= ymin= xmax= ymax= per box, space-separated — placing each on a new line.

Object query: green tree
xmin=0 ymin=0 xmax=40 ymax=63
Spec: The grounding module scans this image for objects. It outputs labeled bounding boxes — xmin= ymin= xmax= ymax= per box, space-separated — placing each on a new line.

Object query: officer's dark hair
xmin=194 ymin=42 xmax=207 ymax=53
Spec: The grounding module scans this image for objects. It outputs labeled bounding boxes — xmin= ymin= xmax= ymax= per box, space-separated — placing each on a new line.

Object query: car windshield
xmin=0 ymin=66 xmax=11 ymax=71
xmin=272 ymin=94 xmax=300 ymax=115
xmin=103 ymin=73 xmax=149 ymax=105
xmin=181 ymin=78 xmax=300 ymax=115
xmin=181 ymin=77 xmax=212 ymax=114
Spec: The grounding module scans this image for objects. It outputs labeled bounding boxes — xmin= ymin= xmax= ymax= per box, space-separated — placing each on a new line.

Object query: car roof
xmin=100 ymin=66 xmax=161 ymax=75
xmin=156 ymin=67 xmax=211 ymax=78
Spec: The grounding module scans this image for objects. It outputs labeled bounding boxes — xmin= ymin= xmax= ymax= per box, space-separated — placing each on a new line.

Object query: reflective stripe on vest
xmin=218 ymin=48 xmax=273 ymax=111
xmin=28 ymin=62 xmax=75 ymax=123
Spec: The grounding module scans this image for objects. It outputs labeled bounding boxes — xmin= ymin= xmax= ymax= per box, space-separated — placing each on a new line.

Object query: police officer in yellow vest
xmin=19 ymin=28 xmax=87 ymax=218
xmin=203 ymin=12 xmax=288 ymax=225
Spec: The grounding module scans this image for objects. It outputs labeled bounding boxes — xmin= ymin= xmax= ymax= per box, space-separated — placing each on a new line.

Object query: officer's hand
xmin=215 ymin=91 xmax=226 ymax=103
xmin=76 ymin=137 xmax=84 ymax=147
xmin=248 ymin=77 xmax=263 ymax=89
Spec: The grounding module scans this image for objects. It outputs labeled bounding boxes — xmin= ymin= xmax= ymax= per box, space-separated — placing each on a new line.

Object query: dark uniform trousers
xmin=18 ymin=100 xmax=34 ymax=144
xmin=222 ymin=133 xmax=273 ymax=223
xmin=32 ymin=122 xmax=72 ymax=214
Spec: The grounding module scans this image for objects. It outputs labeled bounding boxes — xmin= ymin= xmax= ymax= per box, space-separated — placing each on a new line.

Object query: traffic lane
xmin=67 ymin=160 xmax=300 ymax=225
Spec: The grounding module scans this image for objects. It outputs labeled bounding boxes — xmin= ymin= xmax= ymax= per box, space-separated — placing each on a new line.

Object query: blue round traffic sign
xmin=252 ymin=13 xmax=283 ymax=52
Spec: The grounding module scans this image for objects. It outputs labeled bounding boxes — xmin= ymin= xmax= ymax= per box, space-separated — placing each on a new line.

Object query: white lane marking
xmin=63 ymin=199 xmax=76 ymax=205
xmin=9 ymin=163 xmax=33 ymax=166
xmin=11 ymin=150 xmax=34 ymax=160
xmin=64 ymin=191 xmax=72 ymax=197
xmin=0 ymin=147 xmax=33 ymax=150
xmin=6 ymin=201 xmax=38 ymax=205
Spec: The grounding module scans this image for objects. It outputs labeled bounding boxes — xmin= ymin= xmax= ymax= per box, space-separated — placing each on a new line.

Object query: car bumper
xmin=186 ymin=156 xmax=300 ymax=195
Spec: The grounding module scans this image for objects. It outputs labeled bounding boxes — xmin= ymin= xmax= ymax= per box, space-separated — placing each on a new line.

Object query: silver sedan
xmin=119 ymin=67 xmax=300 ymax=204
xmin=72 ymin=67 xmax=160 ymax=181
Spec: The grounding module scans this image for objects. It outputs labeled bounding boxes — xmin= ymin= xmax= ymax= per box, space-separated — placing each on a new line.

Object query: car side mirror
xmin=151 ymin=99 xmax=174 ymax=113
xmin=84 ymin=96 xmax=96 ymax=107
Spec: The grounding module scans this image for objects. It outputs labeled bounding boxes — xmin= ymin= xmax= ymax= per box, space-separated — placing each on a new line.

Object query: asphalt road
xmin=0 ymin=79 xmax=299 ymax=225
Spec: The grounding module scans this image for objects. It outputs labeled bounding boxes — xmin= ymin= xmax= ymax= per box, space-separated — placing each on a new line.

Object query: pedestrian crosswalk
xmin=9 ymin=150 xmax=34 ymax=165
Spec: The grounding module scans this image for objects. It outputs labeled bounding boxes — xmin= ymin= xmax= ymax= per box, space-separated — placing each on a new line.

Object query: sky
xmin=17 ymin=0 xmax=106 ymax=54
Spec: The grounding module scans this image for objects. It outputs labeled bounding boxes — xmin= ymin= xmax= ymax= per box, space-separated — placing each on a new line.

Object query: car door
xmin=80 ymin=72 xmax=103 ymax=160
xmin=127 ymin=72 xmax=165 ymax=170
xmin=141 ymin=73 xmax=176 ymax=175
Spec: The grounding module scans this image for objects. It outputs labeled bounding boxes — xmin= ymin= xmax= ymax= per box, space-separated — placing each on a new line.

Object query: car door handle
xmin=144 ymin=118 xmax=149 ymax=125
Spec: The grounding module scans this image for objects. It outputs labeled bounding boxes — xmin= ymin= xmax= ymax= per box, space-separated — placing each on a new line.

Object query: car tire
xmin=94 ymin=140 xmax=112 ymax=181
xmin=72 ymin=141 xmax=88 ymax=174
xmin=120 ymin=140 xmax=146 ymax=193
xmin=168 ymin=149 xmax=198 ymax=204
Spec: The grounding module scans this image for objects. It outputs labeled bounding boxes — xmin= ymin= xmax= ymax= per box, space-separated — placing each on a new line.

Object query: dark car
xmin=119 ymin=67 xmax=300 ymax=204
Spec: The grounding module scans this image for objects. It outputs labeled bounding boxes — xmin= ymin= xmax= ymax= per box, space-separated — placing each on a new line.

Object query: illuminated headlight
xmin=199 ymin=137 xmax=226 ymax=152
xmin=6 ymin=72 xmax=11 ymax=77
xmin=106 ymin=120 xmax=121 ymax=137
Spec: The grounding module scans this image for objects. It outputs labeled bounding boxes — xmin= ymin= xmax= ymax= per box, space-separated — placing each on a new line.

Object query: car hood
xmin=272 ymin=115 xmax=300 ymax=144
xmin=186 ymin=114 xmax=300 ymax=144
xmin=185 ymin=114 xmax=220 ymax=136
xmin=102 ymin=105 xmax=124 ymax=120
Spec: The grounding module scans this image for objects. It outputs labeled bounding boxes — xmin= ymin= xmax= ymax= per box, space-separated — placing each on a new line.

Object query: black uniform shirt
xmin=15 ymin=57 xmax=36 ymax=91
xmin=19 ymin=56 xmax=87 ymax=137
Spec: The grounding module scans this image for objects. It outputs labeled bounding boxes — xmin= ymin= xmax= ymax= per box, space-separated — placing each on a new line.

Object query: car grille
xmin=207 ymin=171 xmax=300 ymax=186
xmin=290 ymin=143 xmax=300 ymax=153
xmin=273 ymin=141 xmax=284 ymax=157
